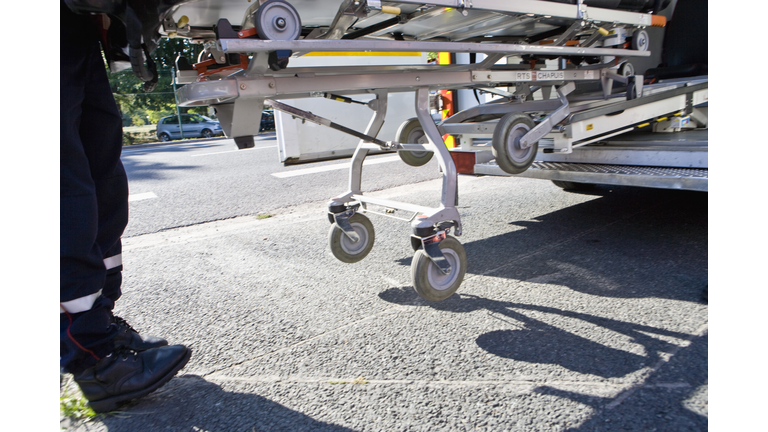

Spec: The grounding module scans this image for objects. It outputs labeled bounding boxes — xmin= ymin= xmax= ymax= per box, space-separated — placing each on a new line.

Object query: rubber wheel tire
xmin=631 ymin=29 xmax=649 ymax=52
xmin=254 ymin=0 xmax=302 ymax=41
xmin=328 ymin=213 xmax=375 ymax=263
xmin=492 ymin=113 xmax=537 ymax=175
xmin=411 ymin=236 xmax=467 ymax=302
xmin=626 ymin=80 xmax=637 ymax=101
xmin=158 ymin=132 xmax=171 ymax=142
xmin=396 ymin=118 xmax=433 ymax=167
xmin=201 ymin=129 xmax=213 ymax=138
xmin=618 ymin=62 xmax=634 ymax=77
xmin=552 ymin=180 xmax=596 ymax=191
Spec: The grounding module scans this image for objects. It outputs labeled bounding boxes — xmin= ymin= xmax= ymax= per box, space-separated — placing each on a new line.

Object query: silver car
xmin=156 ymin=114 xmax=224 ymax=141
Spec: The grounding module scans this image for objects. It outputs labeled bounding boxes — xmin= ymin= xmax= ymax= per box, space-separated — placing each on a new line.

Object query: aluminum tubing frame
xmin=328 ymin=87 xmax=462 ymax=243
xmin=410 ymin=87 xmax=462 ymax=237
xmin=328 ymin=89 xmax=389 ymax=241
xmin=519 ymin=81 xmax=575 ymax=149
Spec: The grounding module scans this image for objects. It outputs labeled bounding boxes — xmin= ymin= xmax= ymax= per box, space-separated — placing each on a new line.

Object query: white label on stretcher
xmin=536 ymin=71 xmax=565 ymax=81
xmin=515 ymin=71 xmax=532 ymax=81
xmin=584 ymin=70 xmax=595 ymax=79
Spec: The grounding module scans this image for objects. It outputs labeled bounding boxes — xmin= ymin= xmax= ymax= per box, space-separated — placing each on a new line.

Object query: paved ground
xmin=120 ymin=135 xmax=442 ymax=237
xmin=62 ymin=173 xmax=708 ymax=431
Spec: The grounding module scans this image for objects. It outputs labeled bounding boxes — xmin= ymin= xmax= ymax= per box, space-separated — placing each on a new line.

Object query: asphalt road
xmin=64 ymin=139 xmax=708 ymax=431
xmin=120 ymin=135 xmax=441 ymax=238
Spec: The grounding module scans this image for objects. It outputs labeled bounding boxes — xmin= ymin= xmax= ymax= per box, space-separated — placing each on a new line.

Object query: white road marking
xmin=192 ymin=145 xmax=277 ymax=157
xmin=128 ymin=192 xmax=158 ymax=202
xmin=271 ymin=155 xmax=401 ymax=178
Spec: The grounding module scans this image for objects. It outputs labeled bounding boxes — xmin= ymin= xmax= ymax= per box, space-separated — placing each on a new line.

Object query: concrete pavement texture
xmin=62 ymin=175 xmax=707 ymax=431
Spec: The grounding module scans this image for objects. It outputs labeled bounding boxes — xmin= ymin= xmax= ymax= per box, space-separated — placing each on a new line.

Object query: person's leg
xmin=60 ymin=4 xmax=190 ymax=413
xmin=60 ymin=2 xmax=169 ymax=370
xmin=77 ymin=10 xmax=128 ymax=307
xmin=60 ymin=4 xmax=119 ymax=374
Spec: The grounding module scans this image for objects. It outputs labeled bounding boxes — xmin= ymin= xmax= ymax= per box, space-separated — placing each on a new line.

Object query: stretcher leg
xmin=326 ymin=90 xmax=389 ymax=263
xmin=325 ymin=87 xmax=467 ymax=301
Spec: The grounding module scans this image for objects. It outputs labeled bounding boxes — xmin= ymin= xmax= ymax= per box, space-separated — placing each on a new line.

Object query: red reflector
xmin=450 ymin=151 xmax=476 ymax=175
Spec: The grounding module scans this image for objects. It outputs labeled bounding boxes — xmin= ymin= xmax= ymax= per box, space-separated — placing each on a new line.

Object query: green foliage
xmin=107 ymin=38 xmax=206 ymax=128
xmin=149 ymin=110 xmax=173 ymax=124
xmin=60 ymin=376 xmax=97 ymax=420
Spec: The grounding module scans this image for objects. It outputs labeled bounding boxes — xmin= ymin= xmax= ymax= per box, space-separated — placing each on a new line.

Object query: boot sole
xmin=87 ymin=347 xmax=192 ymax=414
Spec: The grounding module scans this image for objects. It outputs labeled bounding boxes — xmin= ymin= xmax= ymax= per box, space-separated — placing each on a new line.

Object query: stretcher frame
xmin=169 ymin=0 xmax=683 ymax=300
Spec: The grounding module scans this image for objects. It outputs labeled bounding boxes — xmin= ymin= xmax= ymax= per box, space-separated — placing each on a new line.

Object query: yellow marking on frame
xmin=302 ymin=52 xmax=422 ymax=57
xmin=586 ymin=124 xmax=594 ymax=131
xmin=657 ymin=117 xmax=668 ymax=122
xmin=637 ymin=122 xmax=650 ymax=128
xmin=444 ymin=134 xmax=455 ymax=149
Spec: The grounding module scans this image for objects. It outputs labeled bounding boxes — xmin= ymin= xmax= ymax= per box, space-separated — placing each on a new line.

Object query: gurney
xmin=76 ymin=0 xmax=704 ymax=301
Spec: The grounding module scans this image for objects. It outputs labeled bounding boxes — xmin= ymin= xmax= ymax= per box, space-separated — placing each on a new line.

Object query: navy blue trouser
xmin=60 ymin=3 xmax=128 ymax=374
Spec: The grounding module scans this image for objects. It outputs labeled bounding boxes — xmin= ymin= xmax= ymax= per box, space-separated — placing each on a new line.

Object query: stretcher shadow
xmin=396 ymin=185 xmax=707 ymax=302
xmin=534 ymin=331 xmax=708 ymax=431
xmin=470 ymin=300 xmax=690 ymax=378
xmin=378 ymin=290 xmax=694 ymax=379
xmin=95 ymin=374 xmax=356 ymax=432
xmin=473 ymin=186 xmax=706 ymax=301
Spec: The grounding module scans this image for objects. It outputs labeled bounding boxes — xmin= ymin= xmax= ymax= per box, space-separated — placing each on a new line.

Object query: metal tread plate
xmin=474 ymin=161 xmax=708 ymax=191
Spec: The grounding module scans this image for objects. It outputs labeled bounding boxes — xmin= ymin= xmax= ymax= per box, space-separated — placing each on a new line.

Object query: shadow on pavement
xmin=394 ymin=186 xmax=707 ymax=303
xmin=378 ymin=291 xmax=696 ymax=379
xmin=120 ymin=141 xmax=227 ymax=181
xmin=378 ymin=289 xmax=708 ymax=429
xmin=470 ymin=300 xmax=690 ymax=378
xmin=122 ymin=141 xmax=222 ymax=155
xmin=535 ymin=331 xmax=708 ymax=431
xmin=120 ymin=159 xmax=202 ymax=181
xmin=96 ymin=375 xmax=356 ymax=432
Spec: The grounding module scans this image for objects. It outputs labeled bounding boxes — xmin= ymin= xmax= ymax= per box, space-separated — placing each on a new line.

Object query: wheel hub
xmin=506 ymin=123 xmax=532 ymax=162
xmin=427 ymin=249 xmax=459 ymax=291
xmin=340 ymin=223 xmax=367 ymax=255
xmin=409 ymin=129 xmax=428 ymax=158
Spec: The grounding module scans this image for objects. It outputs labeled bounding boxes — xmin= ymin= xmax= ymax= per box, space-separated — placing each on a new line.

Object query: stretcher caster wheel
xmin=411 ymin=236 xmax=466 ymax=302
xmin=492 ymin=113 xmax=537 ymax=175
xmin=630 ymin=29 xmax=649 ymax=51
xmin=396 ymin=118 xmax=433 ymax=167
xmin=618 ymin=62 xmax=635 ymax=77
xmin=254 ymin=0 xmax=302 ymax=41
xmin=626 ymin=80 xmax=638 ymax=100
xmin=328 ymin=213 xmax=375 ymax=263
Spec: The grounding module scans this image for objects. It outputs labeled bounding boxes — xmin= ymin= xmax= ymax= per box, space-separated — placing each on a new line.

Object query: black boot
xmin=111 ymin=315 xmax=168 ymax=351
xmin=73 ymin=344 xmax=191 ymax=413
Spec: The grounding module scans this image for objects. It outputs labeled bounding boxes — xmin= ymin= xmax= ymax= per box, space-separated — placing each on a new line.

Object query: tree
xmin=106 ymin=37 xmax=206 ymax=126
